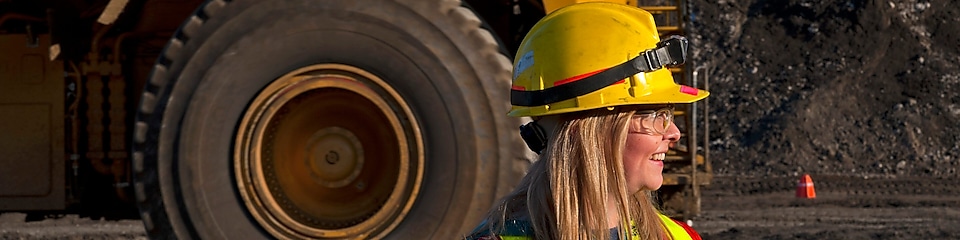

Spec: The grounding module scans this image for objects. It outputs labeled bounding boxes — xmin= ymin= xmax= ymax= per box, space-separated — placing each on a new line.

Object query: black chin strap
xmin=511 ymin=35 xmax=688 ymax=107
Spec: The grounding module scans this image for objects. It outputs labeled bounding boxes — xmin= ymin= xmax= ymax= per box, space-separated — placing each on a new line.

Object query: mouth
xmin=650 ymin=153 xmax=666 ymax=161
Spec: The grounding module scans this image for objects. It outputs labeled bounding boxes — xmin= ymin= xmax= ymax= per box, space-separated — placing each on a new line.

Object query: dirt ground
xmin=2 ymin=0 xmax=959 ymax=239
xmin=694 ymin=175 xmax=960 ymax=239
xmin=0 ymin=213 xmax=145 ymax=239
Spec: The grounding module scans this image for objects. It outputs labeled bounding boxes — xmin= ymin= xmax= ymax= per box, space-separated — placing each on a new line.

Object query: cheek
xmin=621 ymin=134 xmax=661 ymax=190
xmin=622 ymin=136 xmax=646 ymax=168
xmin=622 ymin=134 xmax=658 ymax=164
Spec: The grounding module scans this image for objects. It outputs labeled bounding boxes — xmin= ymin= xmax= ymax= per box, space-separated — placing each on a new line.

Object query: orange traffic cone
xmin=796 ymin=174 xmax=816 ymax=199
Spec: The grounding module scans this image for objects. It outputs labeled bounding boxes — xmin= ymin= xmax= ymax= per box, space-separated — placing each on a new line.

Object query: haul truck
xmin=0 ymin=0 xmax=710 ymax=238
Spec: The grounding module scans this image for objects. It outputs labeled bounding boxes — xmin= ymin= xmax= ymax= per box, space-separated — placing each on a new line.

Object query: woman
xmin=467 ymin=2 xmax=708 ymax=239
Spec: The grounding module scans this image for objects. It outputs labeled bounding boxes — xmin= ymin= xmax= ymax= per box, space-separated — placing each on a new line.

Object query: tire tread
xmin=133 ymin=0 xmax=232 ymax=238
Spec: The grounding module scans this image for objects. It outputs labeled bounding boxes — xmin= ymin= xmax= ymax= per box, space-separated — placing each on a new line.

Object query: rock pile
xmin=688 ymin=0 xmax=960 ymax=177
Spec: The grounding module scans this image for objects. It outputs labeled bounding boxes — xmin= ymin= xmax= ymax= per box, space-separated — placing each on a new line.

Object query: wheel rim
xmin=235 ymin=64 xmax=424 ymax=239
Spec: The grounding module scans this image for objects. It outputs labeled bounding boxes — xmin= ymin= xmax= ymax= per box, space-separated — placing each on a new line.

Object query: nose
xmin=663 ymin=122 xmax=681 ymax=143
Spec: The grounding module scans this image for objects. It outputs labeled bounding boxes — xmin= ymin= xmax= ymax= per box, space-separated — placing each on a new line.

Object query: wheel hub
xmin=235 ymin=64 xmax=424 ymax=239
xmin=306 ymin=127 xmax=363 ymax=189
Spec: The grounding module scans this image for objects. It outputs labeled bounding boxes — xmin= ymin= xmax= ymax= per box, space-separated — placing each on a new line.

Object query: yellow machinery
xmin=0 ymin=0 xmax=708 ymax=238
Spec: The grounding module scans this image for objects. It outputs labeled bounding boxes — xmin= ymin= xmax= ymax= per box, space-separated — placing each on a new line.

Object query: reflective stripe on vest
xmin=658 ymin=214 xmax=701 ymax=240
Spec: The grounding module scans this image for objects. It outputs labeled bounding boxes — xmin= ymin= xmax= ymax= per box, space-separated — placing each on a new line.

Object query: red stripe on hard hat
xmin=553 ymin=68 xmax=608 ymax=86
xmin=514 ymin=67 xmax=625 ymax=93
xmin=515 ymin=79 xmax=624 ymax=92
xmin=680 ymin=85 xmax=698 ymax=95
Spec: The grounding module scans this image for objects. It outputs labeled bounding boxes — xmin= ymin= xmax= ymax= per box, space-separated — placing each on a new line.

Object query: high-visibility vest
xmin=468 ymin=213 xmax=701 ymax=240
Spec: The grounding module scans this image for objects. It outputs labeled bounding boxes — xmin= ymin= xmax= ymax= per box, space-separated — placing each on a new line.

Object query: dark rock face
xmin=689 ymin=0 xmax=960 ymax=177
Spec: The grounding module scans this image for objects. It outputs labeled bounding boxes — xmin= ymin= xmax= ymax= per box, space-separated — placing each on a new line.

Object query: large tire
xmin=131 ymin=0 xmax=530 ymax=239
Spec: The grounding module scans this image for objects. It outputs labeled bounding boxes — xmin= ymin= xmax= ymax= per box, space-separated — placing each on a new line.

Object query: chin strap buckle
xmin=637 ymin=35 xmax=688 ymax=72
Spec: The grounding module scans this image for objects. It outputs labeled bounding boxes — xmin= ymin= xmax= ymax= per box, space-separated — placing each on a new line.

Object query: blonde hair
xmin=474 ymin=108 xmax=667 ymax=239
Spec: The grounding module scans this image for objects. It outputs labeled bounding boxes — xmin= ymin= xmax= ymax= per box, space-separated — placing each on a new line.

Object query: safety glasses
xmin=630 ymin=107 xmax=674 ymax=135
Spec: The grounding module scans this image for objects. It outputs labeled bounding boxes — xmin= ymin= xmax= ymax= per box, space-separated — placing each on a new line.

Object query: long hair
xmin=474 ymin=108 xmax=667 ymax=239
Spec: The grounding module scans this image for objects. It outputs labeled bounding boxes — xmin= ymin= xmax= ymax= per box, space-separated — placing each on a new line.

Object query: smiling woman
xmin=466 ymin=2 xmax=707 ymax=240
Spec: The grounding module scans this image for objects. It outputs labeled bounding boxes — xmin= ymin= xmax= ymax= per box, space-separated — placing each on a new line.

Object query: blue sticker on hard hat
xmin=514 ymin=51 xmax=534 ymax=79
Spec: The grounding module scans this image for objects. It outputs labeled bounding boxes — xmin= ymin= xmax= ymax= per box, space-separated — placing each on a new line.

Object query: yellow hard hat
xmin=508 ymin=2 xmax=709 ymax=117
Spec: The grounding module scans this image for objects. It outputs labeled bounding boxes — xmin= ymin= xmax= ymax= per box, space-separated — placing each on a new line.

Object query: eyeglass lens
xmin=636 ymin=109 xmax=673 ymax=135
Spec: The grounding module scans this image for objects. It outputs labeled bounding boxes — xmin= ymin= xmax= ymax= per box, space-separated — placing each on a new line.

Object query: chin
xmin=648 ymin=181 xmax=663 ymax=191
xmin=642 ymin=183 xmax=663 ymax=191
